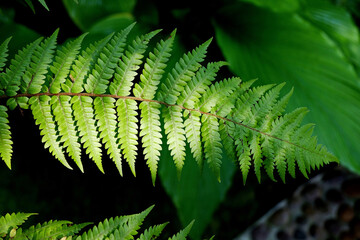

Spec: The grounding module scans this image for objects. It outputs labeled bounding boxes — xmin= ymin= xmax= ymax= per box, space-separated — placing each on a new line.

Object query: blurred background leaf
xmin=62 ymin=0 xmax=136 ymax=31
xmin=159 ymin=132 xmax=236 ymax=240
xmin=214 ymin=2 xmax=360 ymax=175
xmin=237 ymin=0 xmax=300 ymax=12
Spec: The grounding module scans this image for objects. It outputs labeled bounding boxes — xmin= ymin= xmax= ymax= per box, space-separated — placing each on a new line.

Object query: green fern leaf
xmin=157 ymin=39 xmax=211 ymax=104
xmin=196 ymin=77 xmax=241 ymax=113
xmin=262 ymin=108 xmax=309 ymax=180
xmin=110 ymin=206 xmax=153 ymax=239
xmin=177 ymin=61 xmax=226 ymax=109
xmin=219 ymin=120 xmax=236 ymax=161
xmin=249 ymin=133 xmax=263 ymax=183
xmin=20 ymin=220 xmax=73 ymax=239
xmin=21 ymin=30 xmax=58 ymax=94
xmin=231 ymin=84 xmax=275 ymax=123
xmin=63 ymin=33 xmax=113 ymax=93
xmin=244 ymin=83 xmax=286 ymax=128
xmin=0 ymin=105 xmax=13 ymax=169
xmin=136 ymin=223 xmax=168 ymax=240
xmin=49 ymin=33 xmax=86 ymax=94
xmin=77 ymin=206 xmax=153 ymax=240
xmin=201 ymin=115 xmax=223 ymax=181
xmin=85 ymin=24 xmax=134 ymax=94
xmin=184 ymin=110 xmax=203 ymax=166
xmin=236 ymin=132 xmax=252 ymax=184
xmin=139 ymin=101 xmax=162 ymax=185
xmin=117 ymin=99 xmax=138 ymax=176
xmin=168 ymin=220 xmax=194 ymax=240
xmin=163 ymin=106 xmax=186 ymax=175
xmin=37 ymin=0 xmax=49 ymax=11
xmin=29 ymin=95 xmax=71 ymax=169
xmin=4 ymin=37 xmax=42 ymax=97
xmin=0 ymin=37 xmax=11 ymax=73
xmin=51 ymin=95 xmax=83 ymax=171
xmin=0 ymin=29 xmax=338 ymax=183
xmin=71 ymin=96 xmax=102 ymax=171
xmin=133 ymin=30 xmax=176 ymax=100
xmin=109 ymin=28 xmax=159 ymax=96
xmin=0 ymin=212 xmax=36 ymax=235
xmin=215 ymin=79 xmax=256 ymax=118
xmin=94 ymin=97 xmax=121 ymax=174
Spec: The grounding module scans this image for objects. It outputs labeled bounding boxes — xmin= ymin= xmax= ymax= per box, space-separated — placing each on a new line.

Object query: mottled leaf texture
xmin=0 ymin=28 xmax=337 ymax=184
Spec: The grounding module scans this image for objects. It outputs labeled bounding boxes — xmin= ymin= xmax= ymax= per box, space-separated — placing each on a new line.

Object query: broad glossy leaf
xmin=299 ymin=0 xmax=360 ymax=74
xmin=0 ymin=11 xmax=40 ymax=57
xmin=214 ymin=4 xmax=360 ymax=173
xmin=62 ymin=0 xmax=136 ymax=31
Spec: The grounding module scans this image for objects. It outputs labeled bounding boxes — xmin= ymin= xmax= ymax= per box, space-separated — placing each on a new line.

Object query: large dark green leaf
xmin=214 ymin=3 xmax=360 ymax=175
xmin=237 ymin=0 xmax=299 ymax=12
xmin=159 ymin=142 xmax=235 ymax=240
xmin=0 ymin=9 xmax=40 ymax=56
xmin=62 ymin=0 xmax=136 ymax=31
xmin=299 ymin=0 xmax=360 ymax=74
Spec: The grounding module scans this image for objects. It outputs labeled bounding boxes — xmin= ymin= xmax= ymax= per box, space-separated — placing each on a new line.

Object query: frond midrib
xmin=0 ymin=91 xmax=334 ymax=161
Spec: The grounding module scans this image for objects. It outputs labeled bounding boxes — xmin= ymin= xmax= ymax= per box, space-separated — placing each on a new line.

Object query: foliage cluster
xmin=0 ymin=0 xmax=359 ymax=239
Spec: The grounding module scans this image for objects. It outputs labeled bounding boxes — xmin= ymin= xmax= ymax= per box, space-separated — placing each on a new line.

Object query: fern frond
xmin=157 ymin=39 xmax=212 ymax=104
xmin=71 ymin=96 xmax=102 ymax=170
xmin=0 ymin=37 xmax=11 ymax=73
xmin=178 ymin=61 xmax=226 ymax=109
xmin=94 ymin=97 xmax=120 ymax=174
xmin=137 ymin=223 xmax=168 ymax=240
xmin=117 ymin=99 xmax=138 ymax=176
xmin=0 ymin=105 xmax=13 ymax=169
xmin=0 ymin=212 xmax=36 ymax=235
xmin=163 ymin=106 xmax=187 ymax=175
xmin=134 ymin=30 xmax=176 ymax=100
xmin=51 ymin=95 xmax=82 ymax=171
xmin=0 ymin=29 xmax=338 ymax=183
xmin=29 ymin=95 xmax=71 ymax=169
xmin=62 ymin=33 xmax=113 ymax=93
xmin=0 ymin=207 xmax=187 ymax=240
xmin=109 ymin=29 xmax=160 ymax=96
xmin=49 ymin=33 xmax=86 ymax=94
xmin=77 ymin=206 xmax=153 ymax=240
xmin=85 ymin=24 xmax=135 ymax=94
xmin=4 ymin=37 xmax=42 ymax=98
xmin=219 ymin=120 xmax=236 ymax=161
xmin=196 ymin=77 xmax=241 ymax=113
xmin=202 ymin=115 xmax=223 ymax=181
xmin=139 ymin=101 xmax=162 ymax=185
xmin=21 ymin=29 xmax=58 ymax=95
xmin=184 ymin=111 xmax=203 ymax=166
xmin=20 ymin=220 xmax=73 ymax=239
xmin=215 ymin=79 xmax=256 ymax=118
xmin=168 ymin=220 xmax=194 ymax=240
